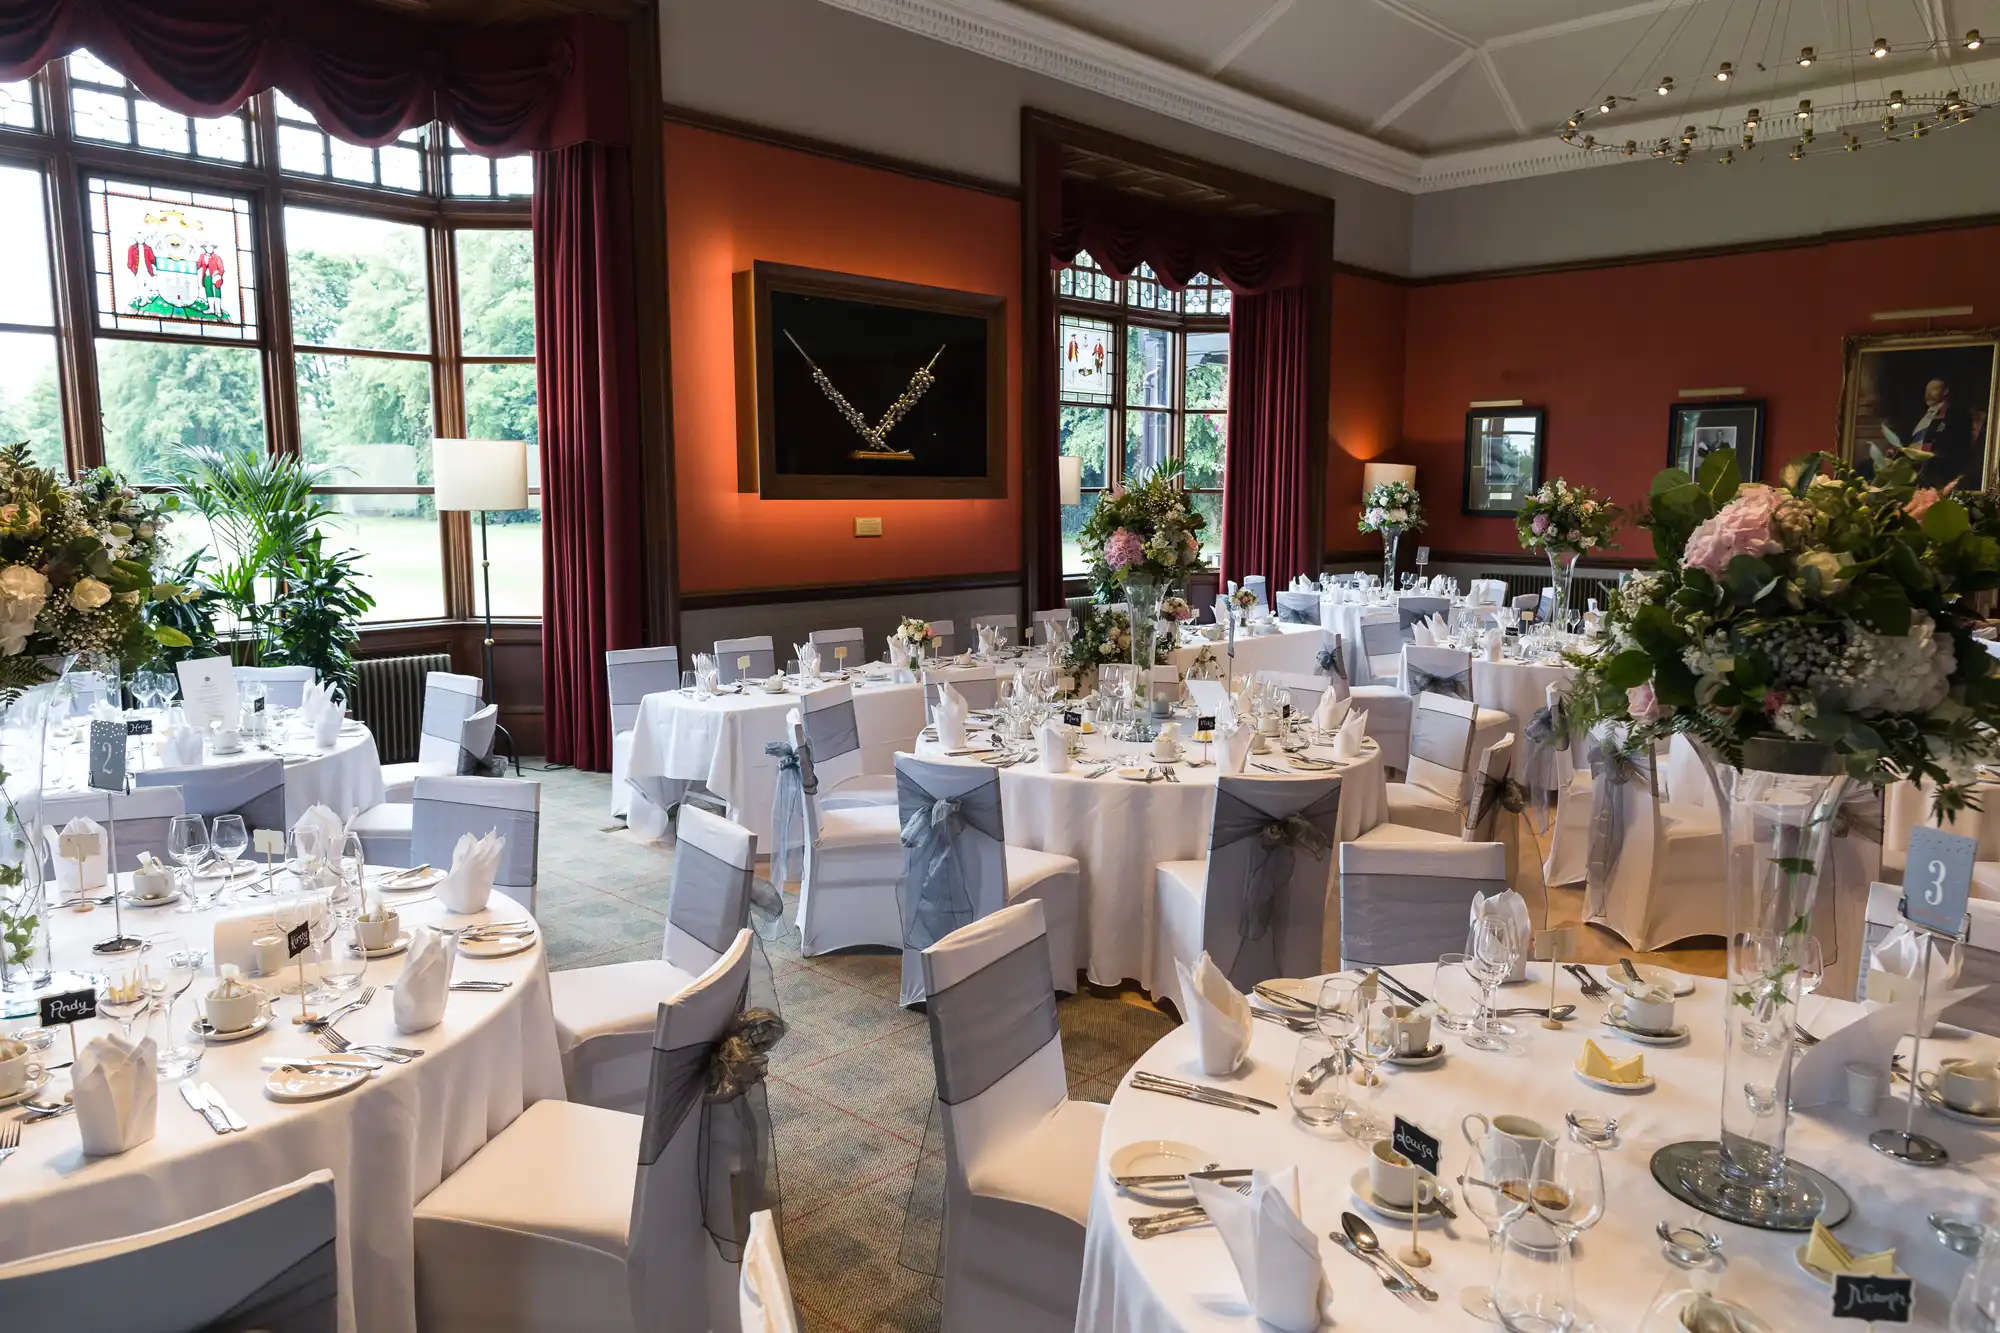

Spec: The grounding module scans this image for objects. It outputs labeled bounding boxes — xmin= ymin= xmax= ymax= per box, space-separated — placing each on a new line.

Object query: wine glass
xmin=168 ymin=814 xmax=210 ymax=914
xmin=97 ymin=956 xmax=150 ymax=1037
xmin=1346 ymin=993 xmax=1398 ymax=1141
xmin=1797 ymin=936 xmax=1826 ymax=1000
xmin=210 ymin=814 xmax=248 ymax=876
xmin=1462 ymin=915 xmax=1519 ymax=1052
xmin=1458 ymin=1131 xmax=1537 ymax=1319
xmin=1526 ymin=1135 xmax=1606 ymax=1329
xmin=144 ymin=932 xmax=204 ymax=1076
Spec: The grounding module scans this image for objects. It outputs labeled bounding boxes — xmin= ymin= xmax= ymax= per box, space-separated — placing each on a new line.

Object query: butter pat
xmin=1579 ymin=1038 xmax=1646 ymax=1084
xmin=1805 ymin=1221 xmax=1897 ymax=1275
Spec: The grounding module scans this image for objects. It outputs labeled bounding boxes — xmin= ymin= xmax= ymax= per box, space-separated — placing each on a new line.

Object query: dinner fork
xmin=318 ymin=1028 xmax=419 ymax=1062
xmin=0 ymin=1120 xmax=19 ymax=1165
xmin=1130 ymin=1180 xmax=1254 ymax=1238
xmin=304 ymin=984 xmax=375 ymax=1031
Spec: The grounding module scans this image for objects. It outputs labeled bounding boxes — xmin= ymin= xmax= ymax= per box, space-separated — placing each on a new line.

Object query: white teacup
xmin=1385 ymin=1003 xmax=1433 ymax=1055
xmin=1462 ymin=1113 xmax=1554 ymax=1162
xmin=1921 ymin=1058 xmax=2000 ymax=1115
xmin=212 ymin=727 xmax=243 ymax=755
xmin=202 ymin=986 xmax=266 ymax=1035
xmin=355 ymin=911 xmax=402 ymax=952
xmin=1367 ymin=1139 xmax=1435 ymax=1209
xmin=1618 ymin=991 xmax=1677 ymax=1034
xmin=0 ymin=1041 xmax=44 ymax=1097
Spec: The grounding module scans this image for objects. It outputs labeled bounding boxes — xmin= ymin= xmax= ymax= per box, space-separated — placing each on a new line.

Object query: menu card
xmin=175 ymin=656 xmax=239 ymax=734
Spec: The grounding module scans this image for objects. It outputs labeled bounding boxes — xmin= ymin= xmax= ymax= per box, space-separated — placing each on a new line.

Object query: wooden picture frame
xmin=734 ymin=261 xmax=1007 ymax=500
xmin=1668 ymin=399 xmax=1765 ymax=480
xmin=1839 ymin=329 xmax=2000 ymax=492
xmin=1462 ymin=407 xmax=1545 ymax=516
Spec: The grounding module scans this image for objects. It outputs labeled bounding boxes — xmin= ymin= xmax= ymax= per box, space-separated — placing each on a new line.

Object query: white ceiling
xmin=819 ymin=0 xmax=2000 ymax=191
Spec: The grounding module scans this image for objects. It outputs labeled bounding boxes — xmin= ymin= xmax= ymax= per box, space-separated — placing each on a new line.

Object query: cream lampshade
xmin=432 ymin=438 xmax=529 ymax=513
xmin=1058 ymin=455 xmax=1083 ymax=507
xmin=1362 ymin=462 xmax=1416 ymax=496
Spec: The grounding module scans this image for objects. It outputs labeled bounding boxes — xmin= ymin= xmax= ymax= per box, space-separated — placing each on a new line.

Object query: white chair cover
xmin=928 ymin=620 xmax=957 ymax=656
xmin=233 ymin=664 xmax=317 ymax=712
xmin=1357 ymin=613 xmax=1402 ymax=686
xmin=1030 ymin=607 xmax=1072 ymax=632
xmin=1580 ymin=730 xmax=1725 ymax=950
xmin=1467 ymin=578 xmax=1507 ymax=606
xmin=0 ymin=1169 xmax=337 ymax=1333
xmin=1241 ymin=575 xmax=1268 ymax=610
xmin=925 ymin=667 xmax=999 ymax=716
xmin=1405 ymin=694 xmax=1476 ymax=803
xmin=1338 ymin=840 xmax=1508 ymax=969
xmin=969 ymin=613 xmax=1019 ymax=648
xmin=1511 ymin=592 xmax=1541 ymax=619
xmin=789 ymin=711 xmax=904 ymax=956
xmin=34 ymin=785 xmax=185 ymax=875
xmin=1273 ymin=590 xmax=1320 ymax=624
xmin=1397 ymin=595 xmax=1448 ymax=640
xmin=411 ymin=774 xmax=540 ymax=903
xmin=134 ymin=755 xmax=286 ymax=834
xmin=608 ymin=646 xmax=680 ymax=818
xmin=1400 ymin=645 xmax=1474 ymax=701
xmin=915 ymin=901 xmax=1100 ymax=1333
xmin=416 ymin=672 xmax=484 ymax=769
xmin=714 ymin=637 xmax=776 ymax=685
xmin=1257 ymin=671 xmax=1331 ymax=718
xmin=738 ymin=1209 xmax=800 ymax=1333
xmin=806 ymin=626 xmax=866 ymax=671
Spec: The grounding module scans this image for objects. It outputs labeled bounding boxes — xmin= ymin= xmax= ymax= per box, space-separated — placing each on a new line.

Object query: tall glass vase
xmin=0 ymin=785 xmax=50 ymax=1013
xmin=1125 ymin=573 xmax=1164 ymax=740
xmin=1653 ymin=739 xmax=1852 ymax=1231
xmin=1546 ymin=548 xmax=1580 ymax=632
xmin=1382 ymin=530 xmax=1401 ymax=587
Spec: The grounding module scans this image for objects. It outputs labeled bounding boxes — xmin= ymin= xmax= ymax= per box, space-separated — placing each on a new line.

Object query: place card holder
xmin=1390 ymin=1115 xmax=1440 ymax=1268
xmin=1833 ymin=1273 xmax=1913 ymax=1326
xmin=1871 ymin=825 xmax=1976 ymax=1168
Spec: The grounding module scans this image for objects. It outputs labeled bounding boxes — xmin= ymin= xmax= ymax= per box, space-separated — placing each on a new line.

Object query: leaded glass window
xmin=68 ymin=49 xmax=248 ymax=163
xmin=89 ymin=177 xmax=258 ymax=339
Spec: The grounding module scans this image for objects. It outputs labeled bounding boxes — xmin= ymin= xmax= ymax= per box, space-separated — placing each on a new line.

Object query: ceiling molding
xmin=1208 ymin=0 xmax=1297 ymax=75
xmin=811 ymin=0 xmax=1423 ymax=190
xmin=1483 ymin=0 xmax=1701 ymax=50
xmin=1476 ymin=49 xmax=1529 ymax=134
xmin=1371 ymin=47 xmax=1478 ymax=131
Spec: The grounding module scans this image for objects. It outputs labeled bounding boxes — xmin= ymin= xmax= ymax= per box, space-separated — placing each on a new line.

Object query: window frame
xmin=0 ymin=60 xmax=535 ymax=626
xmin=1054 ymin=254 xmax=1229 ymax=579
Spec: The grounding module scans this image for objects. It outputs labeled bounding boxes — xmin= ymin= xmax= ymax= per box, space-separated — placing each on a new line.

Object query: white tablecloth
xmin=1078 ymin=965 xmax=2000 ymax=1333
xmin=1472 ymin=657 xmax=1577 ymax=782
xmin=625 ymin=677 xmax=926 ymax=844
xmin=914 ymin=731 xmax=1386 ymax=989
xmin=1169 ymin=623 xmax=1326 ymax=682
xmin=20 ymin=718 xmax=386 ymax=825
xmin=0 ymin=881 xmax=563 ymax=1333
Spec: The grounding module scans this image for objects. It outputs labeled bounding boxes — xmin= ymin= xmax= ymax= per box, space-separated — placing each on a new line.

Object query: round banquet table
xmin=1169 ymin=622 xmax=1326 ymax=682
xmin=1471 ymin=656 xmax=1577 ymax=782
xmin=17 ymin=715 xmax=386 ymax=824
xmin=0 ymin=876 xmax=563 ymax=1333
xmin=914 ymin=730 xmax=1386 ymax=991
xmin=1078 ymin=963 xmax=2000 ymax=1333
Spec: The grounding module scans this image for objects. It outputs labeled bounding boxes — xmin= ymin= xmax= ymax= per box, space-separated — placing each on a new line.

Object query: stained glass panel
xmin=1057 ymin=316 xmax=1115 ymax=402
xmin=90 ymin=178 xmax=258 ymax=338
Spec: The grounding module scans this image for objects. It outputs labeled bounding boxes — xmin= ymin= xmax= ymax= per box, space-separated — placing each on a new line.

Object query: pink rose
xmin=1905 ymin=488 xmax=1941 ymax=520
xmin=1531 ymin=514 xmax=1550 ymax=535
xmin=1626 ymin=682 xmax=1662 ymax=722
xmin=1682 ymin=484 xmax=1785 ymax=577
xmin=1103 ymin=528 xmax=1146 ymax=570
xmin=1761 ymin=689 xmax=1787 ymax=716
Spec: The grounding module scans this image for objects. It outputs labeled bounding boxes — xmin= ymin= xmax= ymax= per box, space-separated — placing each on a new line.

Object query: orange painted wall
xmin=1327 ymin=269 xmax=1408 ymax=554
xmin=1398 ymin=223 xmax=2000 ymax=554
xmin=664 ymin=124 xmax=1022 ymax=594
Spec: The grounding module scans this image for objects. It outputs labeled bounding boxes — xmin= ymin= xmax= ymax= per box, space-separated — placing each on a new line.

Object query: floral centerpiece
xmin=1566 ymin=444 xmax=2000 ymax=1228
xmin=1516 ymin=479 xmax=1619 ymax=629
xmin=1077 ymin=464 xmax=1207 ymax=707
xmin=1357 ymin=478 xmax=1424 ymax=585
xmin=1161 ymin=596 xmax=1193 ymax=624
xmin=1056 ymin=604 xmax=1171 ymax=698
xmin=895 ymin=617 xmax=936 ymax=653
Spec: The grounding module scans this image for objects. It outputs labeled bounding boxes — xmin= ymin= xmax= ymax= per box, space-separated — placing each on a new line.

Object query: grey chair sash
xmin=1275 ymin=592 xmax=1318 ymax=625
xmin=200 ymin=1239 xmax=339 ymax=1333
xmin=925 ymin=935 xmax=1059 ymax=1105
xmin=411 ymin=798 xmax=538 ymax=887
xmin=1518 ymin=697 xmax=1573 ymax=828
xmin=1358 ymin=620 xmax=1402 ymax=676
xmin=764 ymin=740 xmax=817 ymax=884
xmin=669 ymin=839 xmax=757 ymax=955
xmin=801 ymin=698 xmax=861 ymax=763
xmin=1407 ymin=666 xmax=1470 ymax=700
xmin=1203 ymin=782 xmax=1340 ymax=990
xmin=638 ymin=979 xmax=785 ymax=1260
xmin=1341 ymin=873 xmax=1508 ymax=969
xmin=1316 ymin=634 xmax=1347 ymax=683
xmin=1410 ymin=710 xmax=1473 ymax=770
xmin=895 ymin=768 xmax=1005 ymax=952
xmin=1465 ymin=772 xmax=1528 ymax=832
xmin=1586 ymin=742 xmax=1653 ymax=884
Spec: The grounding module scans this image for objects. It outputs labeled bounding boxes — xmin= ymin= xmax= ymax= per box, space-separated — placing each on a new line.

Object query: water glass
xmin=1432 ymin=952 xmax=1482 ymax=1033
xmin=318 ymin=919 xmax=368 ymax=995
xmin=680 ymin=670 xmax=697 ymax=694
xmin=168 ymin=814 xmax=211 ymax=914
xmin=211 ymin=814 xmax=248 ymax=872
xmin=145 ymin=933 xmax=205 ymax=1077
xmin=1950 ymin=1221 xmax=2000 ymax=1332
xmin=1490 ymin=1223 xmax=1574 ymax=1333
xmin=1289 ymin=1034 xmax=1346 ymax=1128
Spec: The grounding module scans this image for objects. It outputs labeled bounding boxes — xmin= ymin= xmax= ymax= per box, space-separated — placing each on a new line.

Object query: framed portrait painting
xmin=1839 ymin=330 xmax=2000 ymax=492
xmin=1462 ymin=407 xmax=1545 ymax=516
xmin=1668 ymin=399 xmax=1764 ymax=480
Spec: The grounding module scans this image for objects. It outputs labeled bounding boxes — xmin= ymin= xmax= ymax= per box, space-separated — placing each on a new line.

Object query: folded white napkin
xmin=291 ymin=804 xmax=345 ymax=862
xmin=794 ymin=643 xmax=820 ymax=680
xmin=1471 ymin=888 xmax=1532 ymax=981
xmin=313 ymin=701 xmax=343 ymax=747
xmin=393 ymin=925 xmax=453 ymax=1033
xmin=1332 ymin=709 xmax=1368 ymax=760
xmin=73 ymin=1033 xmax=157 ymax=1156
xmin=1483 ymin=628 xmax=1506 ymax=662
xmin=1868 ymin=923 xmax=1968 ymax=1036
xmin=1217 ymin=711 xmax=1254 ymax=774
xmin=1186 ymin=1166 xmax=1323 ymax=1332
xmin=1412 ymin=623 xmax=1435 ymax=647
xmin=437 ymin=830 xmax=502 ymax=915
xmin=1427 ymin=614 xmax=1451 ymax=640
xmin=1036 ymin=719 xmax=1071 ymax=773
xmin=1792 ymin=996 xmax=1922 ymax=1107
xmin=163 ymin=713 xmax=205 ymax=767
xmin=1582 ymin=610 xmax=1604 ymax=635
xmin=1312 ymin=686 xmax=1347 ymax=733
xmin=48 ymin=816 xmax=108 ymax=892
xmin=934 ymin=682 xmax=969 ymax=751
xmin=1176 ymin=952 xmax=1252 ymax=1075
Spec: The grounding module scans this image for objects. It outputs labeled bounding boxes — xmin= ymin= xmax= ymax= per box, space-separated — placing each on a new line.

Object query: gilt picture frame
xmin=735 ymin=261 xmax=1007 ymax=500
xmin=1838 ymin=329 xmax=2000 ymax=493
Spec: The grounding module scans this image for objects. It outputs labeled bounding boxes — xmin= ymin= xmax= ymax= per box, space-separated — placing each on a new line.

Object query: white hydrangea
xmin=1828 ymin=612 xmax=1955 ymax=715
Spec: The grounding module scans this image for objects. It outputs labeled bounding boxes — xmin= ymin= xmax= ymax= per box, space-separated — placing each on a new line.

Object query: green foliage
xmin=264 ymin=531 xmax=372 ymax=696
xmin=1076 ymin=460 xmax=1208 ymax=598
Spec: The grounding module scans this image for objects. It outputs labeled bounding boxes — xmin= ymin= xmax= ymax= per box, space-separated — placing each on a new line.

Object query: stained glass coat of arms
xmin=89 ymin=178 xmax=257 ymax=338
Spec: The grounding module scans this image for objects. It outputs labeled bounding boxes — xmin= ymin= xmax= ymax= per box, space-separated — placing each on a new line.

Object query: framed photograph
xmin=1668 ymin=399 xmax=1765 ymax=480
xmin=1462 ymin=407 xmax=1545 ymax=516
xmin=734 ymin=261 xmax=1006 ymax=499
xmin=1840 ymin=330 xmax=2000 ymax=492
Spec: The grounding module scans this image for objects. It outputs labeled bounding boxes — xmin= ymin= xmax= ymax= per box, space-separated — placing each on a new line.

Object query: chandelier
xmin=1556 ymin=0 xmax=1995 ymax=166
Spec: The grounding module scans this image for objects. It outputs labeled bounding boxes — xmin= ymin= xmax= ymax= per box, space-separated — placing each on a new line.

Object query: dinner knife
xmin=179 ymin=1079 xmax=230 ymax=1134
xmin=201 ymin=1082 xmax=248 ymax=1133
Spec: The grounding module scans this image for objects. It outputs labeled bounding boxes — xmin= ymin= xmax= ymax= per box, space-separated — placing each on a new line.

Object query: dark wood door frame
xmin=1018 ymin=109 xmax=1335 ymax=609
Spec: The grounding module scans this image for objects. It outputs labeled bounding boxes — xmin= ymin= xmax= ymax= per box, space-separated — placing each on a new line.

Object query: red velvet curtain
xmin=1045 ymin=180 xmax=1311 ymax=294
xmin=535 ymin=144 xmax=643 ymax=771
xmin=1221 ymin=286 xmax=1311 ymax=587
xmin=0 ymin=0 xmax=628 ymax=149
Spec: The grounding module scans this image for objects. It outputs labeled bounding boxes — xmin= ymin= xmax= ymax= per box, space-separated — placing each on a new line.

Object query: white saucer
xmin=191 ymin=1011 xmax=273 ymax=1043
xmin=265 ymin=1062 xmax=372 ymax=1102
xmin=376 ymin=868 xmax=445 ymax=891
xmin=1252 ymin=978 xmax=1320 ymax=1011
xmin=340 ymin=721 xmax=365 ymax=735
xmin=1386 ymin=1044 xmax=1446 ymax=1067
xmin=458 ymin=933 xmax=535 ymax=959
xmin=1614 ymin=966 xmax=1696 ymax=997
xmin=1348 ymin=1168 xmax=1445 ymax=1224
xmin=362 ymin=932 xmax=413 ymax=959
xmin=120 ymin=889 xmax=181 ymax=908
xmin=1149 ymin=747 xmax=1186 ymax=763
xmin=194 ymin=860 xmax=260 ymax=881
xmin=1794 ymin=1244 xmax=1903 ymax=1288
xmin=1110 ymin=1139 xmax=1211 ymax=1206
xmin=0 ymin=1068 xmax=54 ymax=1108
xmin=1573 ymin=1062 xmax=1655 ymax=1093
xmin=1603 ymin=1009 xmax=1689 ymax=1045
xmin=1921 ymin=1091 xmax=2000 ymax=1127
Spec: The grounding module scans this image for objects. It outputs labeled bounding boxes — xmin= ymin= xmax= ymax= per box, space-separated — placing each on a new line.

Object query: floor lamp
xmin=433 ymin=437 xmax=528 ymax=775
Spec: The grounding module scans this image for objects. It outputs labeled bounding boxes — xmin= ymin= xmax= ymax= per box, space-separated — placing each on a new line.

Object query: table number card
xmin=1532 ymin=927 xmax=1576 ymax=961
xmin=1415 ymin=546 xmax=1430 ymax=565
xmin=1902 ymin=826 xmax=1975 ymax=940
xmin=834 ymin=645 xmax=848 ymax=663
xmin=1196 ymin=715 xmax=1217 ymax=735
xmin=252 ymin=829 xmax=286 ymax=856
xmin=1833 ymin=1273 xmax=1912 ymax=1323
xmin=87 ymin=719 xmax=127 ymax=792
xmin=737 ymin=655 xmax=750 ymax=672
